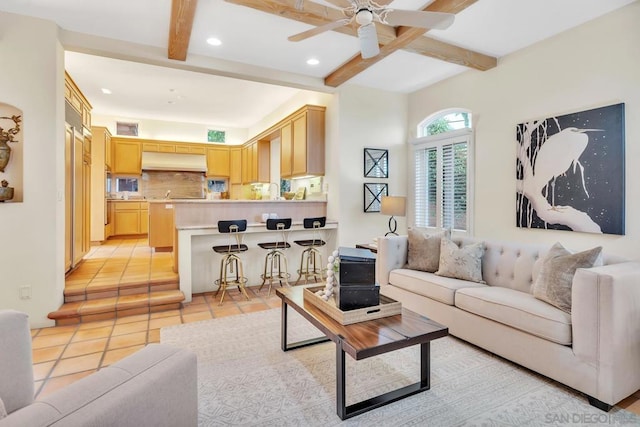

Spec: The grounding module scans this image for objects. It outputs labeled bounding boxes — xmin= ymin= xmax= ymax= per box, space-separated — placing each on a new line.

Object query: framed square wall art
xmin=516 ymin=103 xmax=625 ymax=235
xmin=364 ymin=148 xmax=388 ymax=178
xmin=363 ymin=183 xmax=388 ymax=213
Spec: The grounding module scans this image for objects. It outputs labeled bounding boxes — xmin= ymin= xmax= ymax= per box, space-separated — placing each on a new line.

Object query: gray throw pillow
xmin=435 ymin=238 xmax=485 ymax=283
xmin=407 ymin=228 xmax=451 ymax=273
xmin=532 ymin=242 xmax=602 ymax=313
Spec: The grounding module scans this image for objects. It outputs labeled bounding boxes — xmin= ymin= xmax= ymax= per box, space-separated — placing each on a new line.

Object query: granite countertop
xmin=146 ymin=198 xmax=326 ymax=204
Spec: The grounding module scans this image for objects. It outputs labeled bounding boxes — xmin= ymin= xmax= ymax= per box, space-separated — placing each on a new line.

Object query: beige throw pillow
xmin=435 ymin=238 xmax=485 ymax=283
xmin=532 ymin=242 xmax=602 ymax=313
xmin=407 ymin=228 xmax=451 ymax=273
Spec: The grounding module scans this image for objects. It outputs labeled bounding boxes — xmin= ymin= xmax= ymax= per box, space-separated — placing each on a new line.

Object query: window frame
xmin=410 ymin=127 xmax=475 ymax=235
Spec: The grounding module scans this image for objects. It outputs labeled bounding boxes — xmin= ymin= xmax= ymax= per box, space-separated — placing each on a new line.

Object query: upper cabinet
xmin=206 ymin=146 xmax=230 ymax=177
xmin=230 ymin=147 xmax=242 ymax=184
xmin=280 ymin=105 xmax=325 ymax=178
xmin=280 ymin=122 xmax=292 ymax=178
xmin=64 ymin=72 xmax=92 ymax=130
xmin=92 ymin=127 xmax=112 ymax=170
xmin=241 ymin=141 xmax=269 ymax=183
xmin=112 ymin=138 xmax=142 ymax=175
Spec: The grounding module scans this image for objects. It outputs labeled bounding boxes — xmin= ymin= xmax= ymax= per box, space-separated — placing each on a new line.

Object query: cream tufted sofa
xmin=376 ymin=235 xmax=640 ymax=411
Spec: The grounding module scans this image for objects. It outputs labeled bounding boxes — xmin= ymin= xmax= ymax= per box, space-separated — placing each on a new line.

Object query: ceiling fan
xmin=288 ymin=0 xmax=455 ymax=59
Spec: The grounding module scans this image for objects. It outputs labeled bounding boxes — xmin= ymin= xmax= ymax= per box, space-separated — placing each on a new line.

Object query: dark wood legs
xmin=588 ymin=396 xmax=613 ymax=412
xmin=280 ymin=300 xmax=433 ymax=420
xmin=336 ymin=341 xmax=431 ymax=420
xmin=280 ymin=300 xmax=329 ymax=352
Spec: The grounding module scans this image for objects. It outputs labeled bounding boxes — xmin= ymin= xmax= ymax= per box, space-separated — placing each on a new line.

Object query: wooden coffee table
xmin=276 ymin=286 xmax=448 ymax=420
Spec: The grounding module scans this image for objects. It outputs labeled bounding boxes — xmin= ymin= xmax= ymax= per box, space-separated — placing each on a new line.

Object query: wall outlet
xmin=19 ymin=285 xmax=31 ymax=300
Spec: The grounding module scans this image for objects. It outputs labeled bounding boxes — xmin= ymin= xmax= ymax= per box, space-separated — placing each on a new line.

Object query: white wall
xmin=408 ymin=2 xmax=640 ymax=258
xmin=92 ymin=114 xmax=248 ymax=145
xmin=335 ymin=85 xmax=408 ymax=247
xmin=0 ymin=12 xmax=65 ymax=327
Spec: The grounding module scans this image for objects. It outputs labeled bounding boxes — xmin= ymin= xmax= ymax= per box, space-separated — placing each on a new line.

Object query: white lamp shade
xmin=381 ymin=196 xmax=406 ymax=216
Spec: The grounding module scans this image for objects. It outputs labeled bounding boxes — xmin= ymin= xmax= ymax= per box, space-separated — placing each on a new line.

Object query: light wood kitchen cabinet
xmin=280 ymin=122 xmax=292 ymax=178
xmin=149 ymin=202 xmax=175 ymax=249
xmin=291 ymin=106 xmax=325 ymax=177
xmin=64 ymin=72 xmax=92 ymax=130
xmin=142 ymin=140 xmax=207 ymax=155
xmin=64 ymin=126 xmax=73 ymax=271
xmin=113 ymin=138 xmax=142 ymax=175
xmin=93 ymin=127 xmax=113 ymax=170
xmin=241 ymin=141 xmax=269 ymax=183
xmin=230 ymin=147 xmax=242 ymax=184
xmin=206 ymin=146 xmax=230 ymax=177
xmin=176 ymin=145 xmax=206 ymax=154
xmin=113 ymin=201 xmax=148 ymax=235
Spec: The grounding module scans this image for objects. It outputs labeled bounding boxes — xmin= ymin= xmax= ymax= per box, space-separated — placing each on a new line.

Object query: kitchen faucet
xmin=164 ymin=190 xmax=171 ymax=199
xmin=269 ymin=182 xmax=280 ymax=200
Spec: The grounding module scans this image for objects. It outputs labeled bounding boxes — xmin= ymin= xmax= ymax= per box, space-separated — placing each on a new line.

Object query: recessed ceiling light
xmin=101 ymin=88 xmax=112 ymax=94
xmin=306 ymin=58 xmax=320 ymax=66
xmin=168 ymin=100 xmax=175 ymax=104
xmin=206 ymin=37 xmax=222 ymax=46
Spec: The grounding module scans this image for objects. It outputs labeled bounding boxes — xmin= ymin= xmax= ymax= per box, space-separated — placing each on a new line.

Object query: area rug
xmin=161 ymin=309 xmax=639 ymax=426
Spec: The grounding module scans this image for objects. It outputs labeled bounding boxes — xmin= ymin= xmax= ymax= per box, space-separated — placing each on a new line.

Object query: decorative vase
xmin=0 ymin=140 xmax=11 ymax=173
xmin=0 ymin=187 xmax=14 ymax=202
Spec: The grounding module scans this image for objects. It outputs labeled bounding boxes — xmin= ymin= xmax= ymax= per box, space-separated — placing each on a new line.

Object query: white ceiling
xmin=0 ymin=0 xmax=636 ymax=128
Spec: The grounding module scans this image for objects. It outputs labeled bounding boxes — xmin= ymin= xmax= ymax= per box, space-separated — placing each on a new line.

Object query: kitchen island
xmin=149 ymin=199 xmax=336 ymax=302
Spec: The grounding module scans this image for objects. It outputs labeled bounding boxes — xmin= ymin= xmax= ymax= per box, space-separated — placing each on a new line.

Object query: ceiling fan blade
xmin=357 ymin=23 xmax=379 ymax=59
xmin=379 ymin=10 xmax=454 ymax=30
xmin=288 ymin=18 xmax=352 ymax=42
xmin=323 ymin=0 xmax=353 ymax=9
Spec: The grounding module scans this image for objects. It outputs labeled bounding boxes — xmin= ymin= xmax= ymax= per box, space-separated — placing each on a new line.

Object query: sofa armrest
xmin=572 ymin=262 xmax=640 ymax=404
xmin=2 ymin=344 xmax=197 ymax=427
xmin=375 ymin=235 xmax=408 ymax=286
xmin=0 ymin=310 xmax=34 ymax=415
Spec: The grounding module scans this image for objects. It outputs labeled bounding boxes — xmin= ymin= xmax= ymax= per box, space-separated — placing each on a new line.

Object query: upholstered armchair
xmin=0 ymin=310 xmax=198 ymax=426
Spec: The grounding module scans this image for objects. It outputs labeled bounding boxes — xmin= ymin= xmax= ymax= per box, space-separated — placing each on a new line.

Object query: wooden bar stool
xmin=212 ymin=220 xmax=250 ymax=305
xmin=257 ymin=218 xmax=292 ymax=296
xmin=294 ymin=217 xmax=327 ymax=285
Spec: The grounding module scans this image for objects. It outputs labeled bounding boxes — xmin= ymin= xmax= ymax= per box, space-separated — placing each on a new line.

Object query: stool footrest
xmin=212 ymin=244 xmax=248 ymax=254
xmin=294 ymin=239 xmax=326 ymax=247
xmin=258 ymin=242 xmax=291 ymax=250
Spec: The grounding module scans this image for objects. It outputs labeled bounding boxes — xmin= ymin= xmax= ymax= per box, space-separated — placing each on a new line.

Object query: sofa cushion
xmin=407 ymin=228 xmax=450 ymax=273
xmin=532 ymin=242 xmax=602 ymax=313
xmin=389 ymin=268 xmax=487 ymax=305
xmin=436 ymin=238 xmax=485 ymax=283
xmin=455 ymin=286 xmax=572 ymax=345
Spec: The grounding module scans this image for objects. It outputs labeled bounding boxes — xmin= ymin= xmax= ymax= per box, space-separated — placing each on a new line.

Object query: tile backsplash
xmin=141 ymin=171 xmax=205 ymax=199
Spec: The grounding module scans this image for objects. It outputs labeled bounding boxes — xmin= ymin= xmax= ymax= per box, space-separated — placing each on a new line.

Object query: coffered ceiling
xmin=0 ymin=0 xmax=635 ymax=127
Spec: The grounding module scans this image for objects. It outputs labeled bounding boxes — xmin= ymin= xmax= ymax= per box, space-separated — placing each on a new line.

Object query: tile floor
xmin=65 ymin=237 xmax=178 ymax=293
xmin=31 ymin=286 xmax=281 ymax=399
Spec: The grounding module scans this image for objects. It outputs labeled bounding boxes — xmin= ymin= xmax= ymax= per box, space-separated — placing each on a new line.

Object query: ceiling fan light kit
xmin=287 ymin=0 xmax=455 ymax=60
xmin=358 ymin=23 xmax=380 ymax=59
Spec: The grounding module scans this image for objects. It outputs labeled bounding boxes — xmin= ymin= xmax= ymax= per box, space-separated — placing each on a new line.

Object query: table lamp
xmin=381 ymin=196 xmax=406 ymax=236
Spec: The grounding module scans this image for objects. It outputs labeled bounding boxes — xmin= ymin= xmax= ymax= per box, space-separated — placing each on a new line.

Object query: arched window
xmin=412 ymin=109 xmax=474 ymax=233
xmin=417 ymin=110 xmax=472 ymax=137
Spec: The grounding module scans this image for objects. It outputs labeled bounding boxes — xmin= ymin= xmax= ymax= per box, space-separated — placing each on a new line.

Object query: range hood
xmin=141 ymin=152 xmax=207 ymax=172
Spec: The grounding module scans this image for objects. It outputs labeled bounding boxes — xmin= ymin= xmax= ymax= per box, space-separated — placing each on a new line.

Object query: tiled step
xmin=48 ymin=290 xmax=185 ymax=326
xmin=63 ymin=278 xmax=179 ymax=302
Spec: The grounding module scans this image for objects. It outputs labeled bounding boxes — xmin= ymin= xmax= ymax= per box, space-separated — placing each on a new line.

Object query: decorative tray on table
xmin=303 ymin=286 xmax=402 ymax=325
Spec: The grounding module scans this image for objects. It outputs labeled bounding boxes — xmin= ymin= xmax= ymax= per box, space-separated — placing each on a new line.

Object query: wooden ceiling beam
xmin=225 ymin=0 xmax=496 ymax=86
xmin=168 ymin=0 xmax=199 ymax=61
xmin=325 ymin=0 xmax=480 ymax=87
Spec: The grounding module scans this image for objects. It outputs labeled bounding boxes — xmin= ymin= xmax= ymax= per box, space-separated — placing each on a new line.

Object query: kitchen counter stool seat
xmin=294 ymin=216 xmax=326 ymax=285
xmin=212 ymin=219 xmax=250 ymax=305
xmin=257 ymin=218 xmax=292 ymax=297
